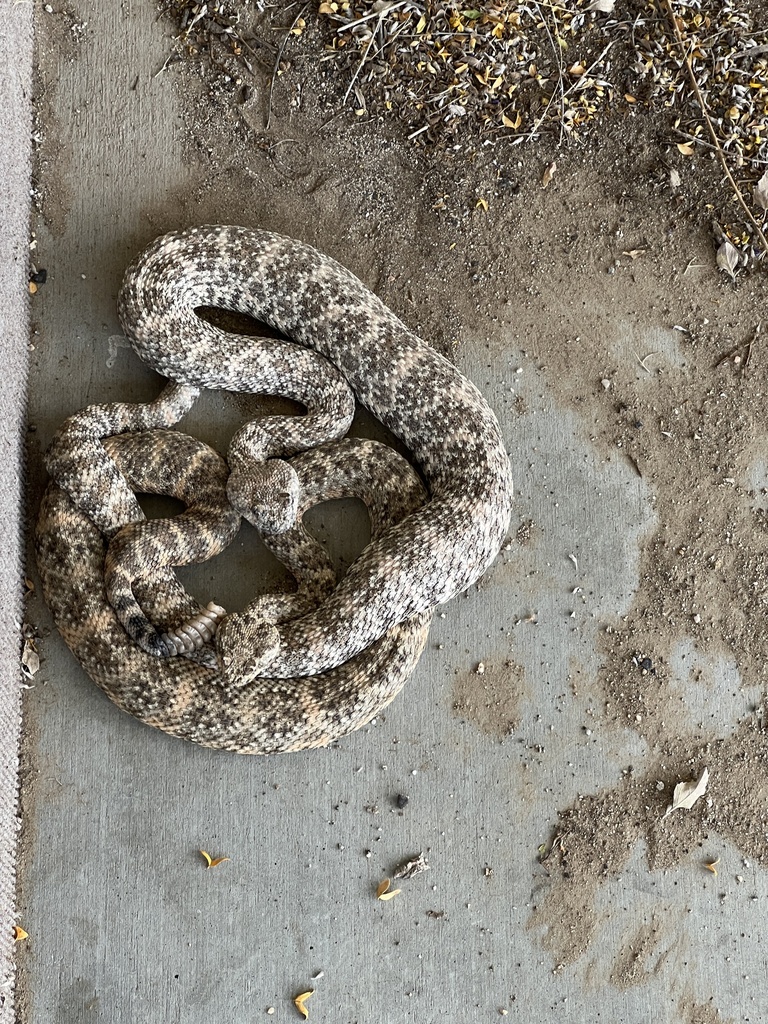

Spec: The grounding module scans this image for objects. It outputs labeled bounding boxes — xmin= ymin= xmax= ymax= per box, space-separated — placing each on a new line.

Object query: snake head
xmin=215 ymin=612 xmax=281 ymax=687
xmin=227 ymin=458 xmax=301 ymax=535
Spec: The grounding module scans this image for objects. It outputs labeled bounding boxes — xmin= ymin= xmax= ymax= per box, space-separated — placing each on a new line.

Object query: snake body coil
xmin=36 ymin=225 xmax=513 ymax=753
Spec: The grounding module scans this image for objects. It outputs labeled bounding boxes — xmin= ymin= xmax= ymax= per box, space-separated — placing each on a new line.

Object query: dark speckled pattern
xmin=117 ymin=226 xmax=514 ymax=678
xmin=37 ymin=433 xmax=433 ymax=753
xmin=36 ymin=225 xmax=513 ymax=752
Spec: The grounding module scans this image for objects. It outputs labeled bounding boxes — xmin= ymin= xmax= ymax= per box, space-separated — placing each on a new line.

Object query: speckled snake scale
xmin=36 ymin=225 xmax=514 ymax=753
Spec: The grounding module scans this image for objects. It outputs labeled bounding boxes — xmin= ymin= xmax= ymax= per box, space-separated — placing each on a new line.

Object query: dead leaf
xmin=677 ymin=142 xmax=694 ymax=156
xmin=587 ymin=0 xmax=615 ymax=11
xmin=376 ymin=878 xmax=402 ymax=900
xmin=294 ymin=990 xmax=314 ymax=1019
xmin=21 ymin=639 xmax=39 ymax=679
xmin=568 ymin=62 xmax=585 ymax=76
xmin=705 ymin=858 xmax=720 ymax=875
xmin=393 ymin=852 xmax=430 ymax=879
xmin=13 ymin=926 xmax=28 ymax=942
xmin=664 ymin=766 xmax=709 ymax=816
xmin=475 ymin=197 xmax=488 ymax=212
xmin=624 ymin=93 xmax=637 ymax=103
xmin=753 ymin=168 xmax=768 ymax=211
xmin=716 ymin=240 xmax=739 ymax=280
xmin=290 ymin=17 xmax=306 ymax=35
xmin=200 ymin=849 xmax=231 ymax=868
xmin=541 ymin=160 xmax=556 ymax=188
xmin=622 ymin=249 xmax=646 ymax=259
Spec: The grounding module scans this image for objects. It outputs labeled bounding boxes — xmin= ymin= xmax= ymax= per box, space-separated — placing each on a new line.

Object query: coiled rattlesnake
xmin=36 ymin=225 xmax=513 ymax=753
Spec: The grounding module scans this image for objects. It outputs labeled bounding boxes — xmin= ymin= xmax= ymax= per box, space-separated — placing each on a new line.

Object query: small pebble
xmin=395 ymin=794 xmax=409 ymax=808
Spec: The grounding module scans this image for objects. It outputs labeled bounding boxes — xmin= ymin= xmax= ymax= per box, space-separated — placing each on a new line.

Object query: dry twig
xmin=266 ymin=2 xmax=309 ymax=130
xmin=664 ymin=0 xmax=768 ymax=258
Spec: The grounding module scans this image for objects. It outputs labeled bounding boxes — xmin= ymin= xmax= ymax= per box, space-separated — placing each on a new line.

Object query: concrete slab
xmin=19 ymin=1 xmax=768 ymax=1022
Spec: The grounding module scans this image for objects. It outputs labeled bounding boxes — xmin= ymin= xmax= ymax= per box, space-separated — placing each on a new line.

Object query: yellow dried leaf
xmin=624 ymin=93 xmax=637 ymax=103
xmin=318 ymin=1 xmax=335 ymax=12
xmin=294 ymin=990 xmax=314 ymax=1018
xmin=568 ymin=62 xmax=585 ymax=76
xmin=475 ymin=197 xmax=489 ymax=212
xmin=13 ymin=926 xmax=28 ymax=942
xmin=416 ymin=14 xmax=426 ymax=32
xmin=29 ymin=282 xmax=37 ymax=295
xmin=677 ymin=142 xmax=694 ymax=156
xmin=291 ymin=17 xmax=306 ymax=35
xmin=541 ymin=160 xmax=556 ymax=188
xmin=705 ymin=858 xmax=720 ymax=875
xmin=379 ymin=888 xmax=401 ymax=901
xmin=376 ymin=878 xmax=402 ymax=900
xmin=200 ymin=849 xmax=231 ymax=869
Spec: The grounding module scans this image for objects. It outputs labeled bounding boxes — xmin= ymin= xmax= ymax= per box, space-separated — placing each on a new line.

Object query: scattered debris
xmin=12 ymin=926 xmax=28 ymax=942
xmin=376 ymin=878 xmax=402 ymax=900
xmin=199 ymin=849 xmax=231 ymax=868
xmin=393 ymin=852 xmax=430 ymax=879
xmin=664 ymin=766 xmax=709 ymax=817
xmin=705 ymin=857 xmax=721 ymax=875
xmin=29 ymin=266 xmax=47 ymax=295
xmin=716 ymin=239 xmax=740 ymax=280
xmin=21 ymin=639 xmax=40 ymax=679
xmin=293 ymin=989 xmax=314 ymax=1019
xmin=159 ymin=0 xmax=768 ymax=265
xmin=538 ymin=832 xmax=568 ymax=862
